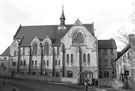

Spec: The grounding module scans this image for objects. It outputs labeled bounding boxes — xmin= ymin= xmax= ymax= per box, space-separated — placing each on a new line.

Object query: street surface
xmin=0 ymin=78 xmax=97 ymax=91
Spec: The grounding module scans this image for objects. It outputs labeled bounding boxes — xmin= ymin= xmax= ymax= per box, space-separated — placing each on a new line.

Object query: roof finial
xmin=62 ymin=3 xmax=64 ymax=11
xmin=60 ymin=4 xmax=66 ymax=25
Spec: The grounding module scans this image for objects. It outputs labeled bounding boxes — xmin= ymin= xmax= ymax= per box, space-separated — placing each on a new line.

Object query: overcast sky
xmin=0 ymin=0 xmax=135 ymax=54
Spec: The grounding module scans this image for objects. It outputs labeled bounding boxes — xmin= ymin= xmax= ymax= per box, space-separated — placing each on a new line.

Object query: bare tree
xmin=115 ymin=3 xmax=135 ymax=49
xmin=129 ymin=3 xmax=135 ymax=24
xmin=116 ymin=27 xmax=129 ymax=45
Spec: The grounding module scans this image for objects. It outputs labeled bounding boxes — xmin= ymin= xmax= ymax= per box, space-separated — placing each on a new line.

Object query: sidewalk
xmin=0 ymin=80 xmax=18 ymax=91
xmin=94 ymin=87 xmax=133 ymax=91
xmin=0 ymin=86 xmax=15 ymax=91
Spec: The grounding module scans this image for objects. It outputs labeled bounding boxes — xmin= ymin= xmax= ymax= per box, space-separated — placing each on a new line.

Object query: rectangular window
xmin=12 ymin=62 xmax=16 ymax=66
xmin=24 ymin=60 xmax=26 ymax=66
xmin=104 ymin=71 xmax=109 ymax=78
xmin=103 ymin=49 xmax=108 ymax=55
xmin=99 ymin=71 xmax=102 ymax=78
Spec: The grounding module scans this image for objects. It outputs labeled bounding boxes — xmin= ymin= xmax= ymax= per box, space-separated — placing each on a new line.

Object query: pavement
xmin=94 ymin=87 xmax=133 ymax=91
xmin=0 ymin=80 xmax=18 ymax=91
xmin=0 ymin=78 xmax=134 ymax=91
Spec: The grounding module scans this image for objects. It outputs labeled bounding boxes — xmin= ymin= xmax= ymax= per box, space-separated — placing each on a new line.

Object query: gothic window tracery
xmin=72 ymin=31 xmax=84 ymax=44
xmin=32 ymin=43 xmax=38 ymax=55
xmin=44 ymin=42 xmax=49 ymax=55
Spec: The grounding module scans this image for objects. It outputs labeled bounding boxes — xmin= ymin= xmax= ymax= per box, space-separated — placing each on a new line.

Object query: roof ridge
xmin=18 ymin=23 xmax=93 ymax=27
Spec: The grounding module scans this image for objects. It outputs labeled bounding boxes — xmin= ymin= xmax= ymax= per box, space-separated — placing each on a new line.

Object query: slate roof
xmin=0 ymin=47 xmax=10 ymax=56
xmin=98 ymin=39 xmax=117 ymax=49
xmin=14 ymin=24 xmax=94 ymax=46
xmin=115 ymin=44 xmax=131 ymax=61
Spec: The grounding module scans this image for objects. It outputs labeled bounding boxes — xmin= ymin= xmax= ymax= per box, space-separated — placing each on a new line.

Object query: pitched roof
xmin=14 ymin=24 xmax=94 ymax=46
xmin=115 ymin=44 xmax=131 ymax=61
xmin=98 ymin=39 xmax=117 ymax=49
xmin=0 ymin=47 xmax=10 ymax=56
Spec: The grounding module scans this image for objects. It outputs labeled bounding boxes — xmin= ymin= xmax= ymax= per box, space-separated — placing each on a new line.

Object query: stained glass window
xmin=44 ymin=42 xmax=49 ymax=55
xmin=33 ymin=43 xmax=38 ymax=55
xmin=72 ymin=31 xmax=84 ymax=44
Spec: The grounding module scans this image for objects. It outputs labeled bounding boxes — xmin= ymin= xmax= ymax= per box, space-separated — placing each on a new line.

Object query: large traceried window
xmin=44 ymin=42 xmax=49 ymax=55
xmin=72 ymin=31 xmax=84 ymax=44
xmin=32 ymin=43 xmax=38 ymax=55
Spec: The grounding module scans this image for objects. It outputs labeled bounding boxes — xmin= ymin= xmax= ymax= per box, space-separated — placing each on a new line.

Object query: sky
xmin=0 ymin=0 xmax=135 ymax=54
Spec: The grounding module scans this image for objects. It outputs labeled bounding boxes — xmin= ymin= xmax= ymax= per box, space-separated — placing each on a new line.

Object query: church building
xmin=9 ymin=8 xmax=99 ymax=81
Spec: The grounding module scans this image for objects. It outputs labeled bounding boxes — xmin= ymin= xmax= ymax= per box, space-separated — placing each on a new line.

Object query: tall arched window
xmin=44 ymin=42 xmax=49 ymax=55
xmin=59 ymin=60 xmax=60 ymax=66
xmin=33 ymin=43 xmax=38 ymax=55
xmin=55 ymin=60 xmax=57 ymax=65
xmin=87 ymin=54 xmax=90 ymax=63
xmin=47 ymin=60 xmax=49 ymax=67
xmin=71 ymin=54 xmax=73 ymax=64
xmin=83 ymin=54 xmax=86 ymax=62
xmin=67 ymin=54 xmax=69 ymax=65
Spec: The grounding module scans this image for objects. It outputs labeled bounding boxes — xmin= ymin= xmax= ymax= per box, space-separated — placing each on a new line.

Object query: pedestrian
xmin=84 ymin=77 xmax=89 ymax=91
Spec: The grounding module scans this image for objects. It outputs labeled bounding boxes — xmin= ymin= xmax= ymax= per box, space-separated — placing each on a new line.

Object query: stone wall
xmin=14 ymin=74 xmax=78 ymax=84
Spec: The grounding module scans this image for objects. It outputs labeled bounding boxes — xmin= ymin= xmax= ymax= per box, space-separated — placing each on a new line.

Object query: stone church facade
xmin=9 ymin=9 xmax=98 ymax=80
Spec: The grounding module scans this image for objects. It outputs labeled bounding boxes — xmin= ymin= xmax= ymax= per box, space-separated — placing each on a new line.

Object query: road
xmin=1 ymin=78 xmax=97 ymax=91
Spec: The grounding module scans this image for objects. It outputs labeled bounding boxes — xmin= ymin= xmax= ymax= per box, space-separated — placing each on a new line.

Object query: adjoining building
xmin=98 ymin=39 xmax=117 ymax=78
xmin=115 ymin=34 xmax=135 ymax=89
xmin=0 ymin=47 xmax=10 ymax=76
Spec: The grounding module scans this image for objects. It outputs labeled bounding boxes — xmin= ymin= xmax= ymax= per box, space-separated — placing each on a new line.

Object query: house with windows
xmin=0 ymin=47 xmax=10 ymax=76
xmin=98 ymin=39 xmax=117 ymax=78
xmin=116 ymin=34 xmax=135 ymax=83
